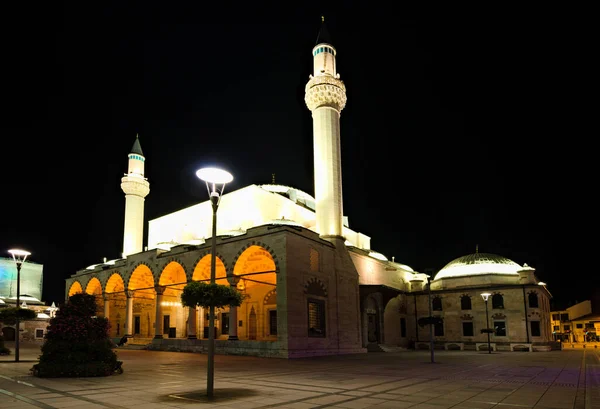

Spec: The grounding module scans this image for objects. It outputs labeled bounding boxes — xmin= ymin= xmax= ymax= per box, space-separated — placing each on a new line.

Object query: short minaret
xmin=304 ymin=17 xmax=347 ymax=237
xmin=120 ymin=134 xmax=150 ymax=257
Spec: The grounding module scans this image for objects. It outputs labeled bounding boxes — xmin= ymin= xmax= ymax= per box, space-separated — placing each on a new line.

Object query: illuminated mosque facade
xmin=64 ymin=22 xmax=553 ymax=357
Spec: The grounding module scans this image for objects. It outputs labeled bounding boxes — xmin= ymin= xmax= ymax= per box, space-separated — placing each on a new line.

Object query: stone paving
xmin=0 ymin=342 xmax=598 ymax=409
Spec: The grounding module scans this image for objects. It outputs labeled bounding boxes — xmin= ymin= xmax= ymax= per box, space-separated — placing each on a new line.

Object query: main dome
xmin=434 ymin=252 xmax=523 ymax=280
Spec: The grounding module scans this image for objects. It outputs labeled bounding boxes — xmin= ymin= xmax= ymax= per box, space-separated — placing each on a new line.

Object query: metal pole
xmin=15 ymin=261 xmax=22 ymax=362
xmin=207 ymin=195 xmax=218 ymax=398
xmin=428 ymin=278 xmax=434 ymax=363
xmin=485 ymin=299 xmax=491 ymax=354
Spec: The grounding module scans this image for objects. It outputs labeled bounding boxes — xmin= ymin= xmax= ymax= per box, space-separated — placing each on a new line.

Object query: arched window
xmin=460 ymin=295 xmax=472 ymax=310
xmin=528 ymin=292 xmax=539 ymax=308
xmin=432 ymin=296 xmax=443 ymax=311
xmin=492 ymin=293 xmax=504 ymax=309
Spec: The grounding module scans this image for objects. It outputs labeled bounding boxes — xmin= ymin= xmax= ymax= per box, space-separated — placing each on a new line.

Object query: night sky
xmin=0 ymin=5 xmax=593 ymax=310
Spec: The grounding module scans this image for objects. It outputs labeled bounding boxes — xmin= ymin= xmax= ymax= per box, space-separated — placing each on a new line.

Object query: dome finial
xmin=322 ymin=15 xmax=325 ymax=23
xmin=272 ymin=173 xmax=276 ymax=184
xmin=475 ymin=244 xmax=479 ymax=253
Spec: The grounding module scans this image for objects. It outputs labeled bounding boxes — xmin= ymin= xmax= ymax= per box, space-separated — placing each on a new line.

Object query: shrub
xmin=31 ymin=293 xmax=122 ymax=377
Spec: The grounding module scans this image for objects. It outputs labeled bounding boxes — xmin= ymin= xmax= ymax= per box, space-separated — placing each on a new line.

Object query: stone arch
xmin=232 ymin=241 xmax=279 ymax=275
xmin=304 ymin=277 xmax=327 ymax=297
xmin=363 ymin=293 xmax=382 ymax=345
xmin=127 ymin=264 xmax=157 ymax=338
xmin=129 ymin=261 xmax=155 ymax=281
xmin=158 ymin=261 xmax=187 ymax=338
xmin=263 ymin=289 xmax=277 ymax=305
xmin=85 ymin=277 xmax=104 ymax=316
xmin=68 ymin=281 xmax=84 ymax=297
xmin=232 ymin=244 xmax=278 ymax=341
xmin=383 ymin=295 xmax=404 ymax=346
xmin=191 ymin=253 xmax=229 ymax=285
xmin=157 ymin=257 xmax=188 ymax=278
xmin=105 ymin=273 xmax=126 ymax=337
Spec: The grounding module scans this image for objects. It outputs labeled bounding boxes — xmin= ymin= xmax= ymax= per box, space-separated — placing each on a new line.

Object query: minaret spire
xmin=121 ymin=134 xmax=150 ymax=257
xmin=305 ymin=20 xmax=347 ymax=237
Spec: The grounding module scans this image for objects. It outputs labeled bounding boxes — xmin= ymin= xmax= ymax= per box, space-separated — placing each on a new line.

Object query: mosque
xmin=64 ymin=22 xmax=554 ymax=357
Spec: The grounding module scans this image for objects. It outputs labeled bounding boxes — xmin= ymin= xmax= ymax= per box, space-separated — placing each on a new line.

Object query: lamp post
xmin=425 ymin=274 xmax=434 ymax=363
xmin=8 ymin=249 xmax=31 ymax=363
xmin=481 ymin=292 xmax=492 ymax=354
xmin=196 ymin=167 xmax=233 ymax=398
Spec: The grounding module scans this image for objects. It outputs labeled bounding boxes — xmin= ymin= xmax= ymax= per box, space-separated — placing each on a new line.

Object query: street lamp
xmin=481 ymin=292 xmax=492 ymax=354
xmin=196 ymin=167 xmax=233 ymax=398
xmin=425 ymin=274 xmax=434 ymax=363
xmin=8 ymin=248 xmax=31 ymax=363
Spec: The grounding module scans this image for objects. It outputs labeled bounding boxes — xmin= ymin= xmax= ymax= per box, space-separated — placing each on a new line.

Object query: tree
xmin=31 ymin=293 xmax=122 ymax=377
xmin=0 ymin=307 xmax=37 ymax=355
xmin=0 ymin=307 xmax=37 ymax=326
xmin=180 ymin=281 xmax=244 ymax=309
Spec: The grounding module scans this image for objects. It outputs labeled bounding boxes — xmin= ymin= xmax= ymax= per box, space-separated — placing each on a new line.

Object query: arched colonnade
xmin=67 ymin=245 xmax=278 ymax=341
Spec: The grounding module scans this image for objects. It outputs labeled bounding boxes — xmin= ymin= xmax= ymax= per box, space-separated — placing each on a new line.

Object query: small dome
xmin=269 ymin=217 xmax=302 ymax=227
xmin=435 ymin=252 xmax=522 ymax=280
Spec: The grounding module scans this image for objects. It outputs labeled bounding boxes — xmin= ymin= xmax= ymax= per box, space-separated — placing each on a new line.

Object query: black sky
xmin=0 ymin=4 xmax=594 ymax=309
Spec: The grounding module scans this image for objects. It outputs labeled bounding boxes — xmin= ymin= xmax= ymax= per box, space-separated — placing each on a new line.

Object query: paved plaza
xmin=0 ymin=343 xmax=598 ymax=409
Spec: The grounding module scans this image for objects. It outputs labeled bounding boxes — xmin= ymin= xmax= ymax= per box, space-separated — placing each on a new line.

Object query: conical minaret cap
xmin=130 ymin=134 xmax=144 ymax=156
xmin=315 ymin=16 xmax=333 ymax=46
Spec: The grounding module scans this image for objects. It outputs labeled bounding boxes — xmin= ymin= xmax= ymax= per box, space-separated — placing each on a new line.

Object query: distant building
xmin=551 ymin=300 xmax=600 ymax=343
xmin=0 ymin=257 xmax=56 ymax=343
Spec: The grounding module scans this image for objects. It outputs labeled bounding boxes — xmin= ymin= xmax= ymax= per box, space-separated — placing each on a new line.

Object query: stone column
xmin=125 ymin=290 xmax=134 ymax=337
xmin=103 ymin=294 xmax=110 ymax=319
xmin=187 ymin=307 xmax=197 ymax=339
xmin=154 ymin=286 xmax=165 ymax=339
xmin=199 ymin=307 xmax=205 ymax=339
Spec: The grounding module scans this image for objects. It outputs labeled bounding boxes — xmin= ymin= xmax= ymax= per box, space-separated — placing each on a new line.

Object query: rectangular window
xmin=462 ymin=322 xmax=474 ymax=337
xmin=585 ymin=323 xmax=594 ymax=329
xmin=494 ymin=320 xmax=507 ymax=336
xmin=576 ymin=323 xmax=583 ymax=329
xmin=553 ymin=326 xmax=560 ymax=331
xmin=308 ymin=299 xmax=326 ymax=337
xmin=531 ymin=321 xmax=541 ymax=337
xmin=163 ymin=315 xmax=170 ymax=334
xmin=400 ymin=318 xmax=407 ymax=338
xmin=560 ymin=313 xmax=569 ymax=321
xmin=221 ymin=313 xmax=229 ymax=336
xmin=564 ymin=325 xmax=570 ymax=331
xmin=134 ymin=316 xmax=141 ymax=335
xmin=552 ymin=314 xmax=560 ymax=321
xmin=35 ymin=329 xmax=44 ymax=339
xmin=269 ymin=310 xmax=277 ymax=335
xmin=434 ymin=320 xmax=444 ymax=336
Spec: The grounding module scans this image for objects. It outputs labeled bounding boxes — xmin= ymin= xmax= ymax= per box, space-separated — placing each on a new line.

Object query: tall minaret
xmin=120 ymin=134 xmax=150 ymax=257
xmin=304 ymin=17 xmax=347 ymax=237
